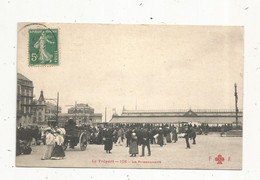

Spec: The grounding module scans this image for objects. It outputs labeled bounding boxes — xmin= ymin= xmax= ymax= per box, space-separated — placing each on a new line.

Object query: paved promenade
xmin=16 ymin=135 xmax=242 ymax=169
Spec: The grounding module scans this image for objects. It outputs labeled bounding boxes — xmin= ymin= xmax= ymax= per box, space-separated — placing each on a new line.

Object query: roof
xmin=68 ymin=104 xmax=94 ymax=110
xmin=121 ymin=109 xmax=243 ymax=117
xmin=17 ymin=73 xmax=34 ymax=87
xmin=109 ymin=116 xmax=243 ymax=124
xmin=17 ymin=73 xmax=32 ymax=81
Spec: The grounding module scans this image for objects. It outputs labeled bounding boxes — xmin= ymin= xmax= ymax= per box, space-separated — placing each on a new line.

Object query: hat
xmin=60 ymin=128 xmax=66 ymax=135
xmin=55 ymin=130 xmax=61 ymax=134
xmin=44 ymin=127 xmax=52 ymax=133
xmin=57 ymin=128 xmax=66 ymax=135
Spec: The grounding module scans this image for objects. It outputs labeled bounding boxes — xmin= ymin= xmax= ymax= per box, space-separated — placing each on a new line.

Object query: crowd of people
xmin=83 ymin=123 xmax=198 ymax=156
xmin=16 ymin=119 xmax=244 ymax=162
xmin=16 ymin=125 xmax=66 ymax=160
xmin=41 ymin=127 xmax=66 ymax=160
xmin=16 ymin=126 xmax=42 ymax=156
xmin=16 ymin=121 xmax=202 ymax=159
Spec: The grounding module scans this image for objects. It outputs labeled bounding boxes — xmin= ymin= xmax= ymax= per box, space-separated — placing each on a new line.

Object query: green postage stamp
xmin=29 ymin=29 xmax=59 ymax=66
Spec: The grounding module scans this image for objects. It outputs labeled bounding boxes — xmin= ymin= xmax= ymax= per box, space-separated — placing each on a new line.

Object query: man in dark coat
xmin=33 ymin=126 xmax=40 ymax=145
xmin=162 ymin=126 xmax=169 ymax=145
xmin=136 ymin=128 xmax=142 ymax=146
xmin=151 ymin=128 xmax=157 ymax=144
xmin=184 ymin=125 xmax=197 ymax=149
xmin=172 ymin=127 xmax=178 ymax=143
xmin=184 ymin=125 xmax=191 ymax=148
xmin=126 ymin=128 xmax=132 ymax=147
xmin=96 ymin=127 xmax=104 ymax=145
xmin=190 ymin=126 xmax=196 ymax=145
xmin=140 ymin=127 xmax=151 ymax=156
xmin=64 ymin=118 xmax=78 ymax=148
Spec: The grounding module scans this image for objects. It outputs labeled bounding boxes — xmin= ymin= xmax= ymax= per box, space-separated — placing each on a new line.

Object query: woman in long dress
xmin=34 ymin=31 xmax=55 ymax=62
xmin=129 ymin=130 xmax=138 ymax=157
xmin=166 ymin=127 xmax=172 ymax=143
xmin=51 ymin=130 xmax=65 ymax=160
xmin=157 ymin=127 xmax=164 ymax=147
xmin=41 ymin=128 xmax=55 ymax=160
xmin=104 ymin=128 xmax=113 ymax=153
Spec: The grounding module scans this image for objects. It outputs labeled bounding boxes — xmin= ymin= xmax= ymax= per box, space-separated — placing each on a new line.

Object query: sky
xmin=18 ymin=23 xmax=244 ymax=121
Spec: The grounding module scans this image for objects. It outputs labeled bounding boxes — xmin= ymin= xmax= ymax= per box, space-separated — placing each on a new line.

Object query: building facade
xmin=31 ymin=90 xmax=46 ymax=125
xmin=59 ymin=103 xmax=103 ymax=126
xmin=68 ymin=103 xmax=94 ymax=115
xmin=17 ymin=73 xmax=34 ymax=127
xmin=31 ymin=90 xmax=61 ymax=126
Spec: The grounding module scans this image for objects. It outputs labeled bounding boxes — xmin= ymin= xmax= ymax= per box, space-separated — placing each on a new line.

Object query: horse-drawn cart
xmin=63 ymin=127 xmax=88 ymax=151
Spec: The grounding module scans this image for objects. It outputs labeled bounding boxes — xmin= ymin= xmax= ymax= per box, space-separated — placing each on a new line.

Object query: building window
xmin=39 ymin=117 xmax=42 ymax=121
xmin=17 ymin=102 xmax=20 ymax=111
xmin=17 ymin=85 xmax=21 ymax=95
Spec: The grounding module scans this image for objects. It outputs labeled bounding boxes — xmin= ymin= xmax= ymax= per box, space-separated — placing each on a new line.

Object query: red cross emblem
xmin=215 ymin=154 xmax=225 ymax=164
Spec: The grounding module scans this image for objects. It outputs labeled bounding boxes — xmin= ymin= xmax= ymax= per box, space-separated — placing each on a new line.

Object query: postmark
xmin=29 ymin=29 xmax=59 ymax=66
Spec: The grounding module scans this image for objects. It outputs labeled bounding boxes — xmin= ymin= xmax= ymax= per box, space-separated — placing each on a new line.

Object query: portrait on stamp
xmin=29 ymin=29 xmax=58 ymax=65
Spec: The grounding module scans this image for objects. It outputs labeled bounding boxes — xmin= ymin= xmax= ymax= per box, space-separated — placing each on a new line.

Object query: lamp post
xmin=45 ymin=92 xmax=59 ymax=126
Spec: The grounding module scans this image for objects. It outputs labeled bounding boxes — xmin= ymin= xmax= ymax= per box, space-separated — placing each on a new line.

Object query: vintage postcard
xmin=16 ymin=23 xmax=243 ymax=169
